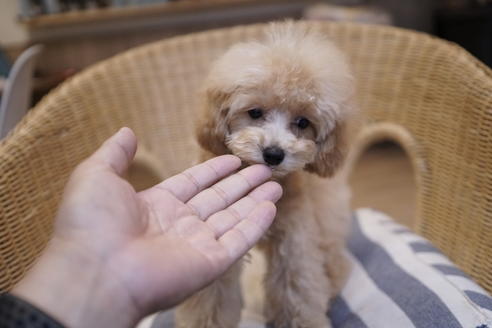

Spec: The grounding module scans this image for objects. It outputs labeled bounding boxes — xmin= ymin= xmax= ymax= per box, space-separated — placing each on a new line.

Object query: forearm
xmin=11 ymin=239 xmax=140 ymax=328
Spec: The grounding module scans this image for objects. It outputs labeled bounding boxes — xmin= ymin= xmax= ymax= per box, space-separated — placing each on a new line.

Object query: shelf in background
xmin=16 ymin=0 xmax=314 ymax=88
xmin=20 ymin=0 xmax=300 ymax=29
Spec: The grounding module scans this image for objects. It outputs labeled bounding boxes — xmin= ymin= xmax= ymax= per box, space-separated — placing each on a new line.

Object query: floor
xmin=349 ymin=142 xmax=416 ymax=229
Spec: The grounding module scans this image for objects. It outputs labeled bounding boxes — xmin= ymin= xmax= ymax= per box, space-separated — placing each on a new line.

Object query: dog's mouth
xmin=233 ymin=151 xmax=278 ymax=168
xmin=238 ymin=158 xmax=269 ymax=168
xmin=225 ymin=142 xmax=293 ymax=178
xmin=233 ymin=156 xmax=276 ymax=170
xmin=234 ymin=156 xmax=290 ymax=180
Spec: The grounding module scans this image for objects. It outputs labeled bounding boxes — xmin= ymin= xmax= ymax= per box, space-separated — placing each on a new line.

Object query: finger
xmin=218 ymin=201 xmax=276 ymax=260
xmin=85 ymin=127 xmax=137 ymax=176
xmin=187 ymin=164 xmax=272 ymax=220
xmin=154 ymin=155 xmax=241 ymax=202
xmin=206 ymin=181 xmax=282 ymax=238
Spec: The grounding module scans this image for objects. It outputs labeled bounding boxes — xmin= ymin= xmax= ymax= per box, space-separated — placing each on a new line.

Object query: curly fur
xmin=176 ymin=21 xmax=356 ymax=328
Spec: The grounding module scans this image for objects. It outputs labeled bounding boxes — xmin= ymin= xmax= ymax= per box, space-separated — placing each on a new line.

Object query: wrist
xmin=12 ymin=238 xmax=141 ymax=328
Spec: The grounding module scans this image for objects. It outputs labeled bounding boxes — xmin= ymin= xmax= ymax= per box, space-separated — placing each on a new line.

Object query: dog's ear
xmin=305 ymin=121 xmax=347 ymax=177
xmin=195 ymin=86 xmax=231 ymax=155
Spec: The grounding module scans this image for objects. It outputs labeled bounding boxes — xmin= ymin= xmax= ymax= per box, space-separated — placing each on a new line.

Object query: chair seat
xmin=141 ymin=209 xmax=492 ymax=328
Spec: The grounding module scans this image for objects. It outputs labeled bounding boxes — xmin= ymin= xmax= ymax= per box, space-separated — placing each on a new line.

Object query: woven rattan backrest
xmin=0 ymin=22 xmax=491 ymax=293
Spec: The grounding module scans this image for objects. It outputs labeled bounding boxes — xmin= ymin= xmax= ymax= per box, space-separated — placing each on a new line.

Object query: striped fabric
xmin=142 ymin=208 xmax=492 ymax=328
xmin=332 ymin=209 xmax=492 ymax=328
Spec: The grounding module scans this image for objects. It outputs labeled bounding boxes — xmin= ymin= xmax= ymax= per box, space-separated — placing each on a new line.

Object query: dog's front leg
xmin=175 ymin=260 xmax=243 ymax=328
xmin=262 ymin=220 xmax=332 ymax=328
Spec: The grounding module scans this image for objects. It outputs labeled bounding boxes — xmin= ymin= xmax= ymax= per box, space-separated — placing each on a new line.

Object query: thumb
xmin=88 ymin=127 xmax=138 ymax=175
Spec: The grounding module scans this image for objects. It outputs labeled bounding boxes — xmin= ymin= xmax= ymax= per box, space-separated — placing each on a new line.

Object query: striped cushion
xmin=141 ymin=208 xmax=492 ymax=328
xmin=332 ymin=208 xmax=492 ymax=328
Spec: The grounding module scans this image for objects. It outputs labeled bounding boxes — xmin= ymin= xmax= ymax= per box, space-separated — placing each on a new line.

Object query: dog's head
xmin=196 ymin=22 xmax=355 ymax=178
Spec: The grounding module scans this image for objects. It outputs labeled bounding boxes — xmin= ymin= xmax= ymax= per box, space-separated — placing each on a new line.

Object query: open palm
xmin=54 ymin=128 xmax=282 ymax=316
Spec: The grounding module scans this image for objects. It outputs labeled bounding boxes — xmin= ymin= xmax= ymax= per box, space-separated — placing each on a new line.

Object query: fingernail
xmin=117 ymin=127 xmax=130 ymax=135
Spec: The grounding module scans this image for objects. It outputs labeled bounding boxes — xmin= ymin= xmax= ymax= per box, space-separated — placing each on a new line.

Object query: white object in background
xmin=0 ymin=45 xmax=43 ymax=140
xmin=42 ymin=0 xmax=61 ymax=14
xmin=304 ymin=4 xmax=393 ymax=26
xmin=19 ymin=0 xmax=33 ymax=17
xmin=111 ymin=0 xmax=129 ymax=7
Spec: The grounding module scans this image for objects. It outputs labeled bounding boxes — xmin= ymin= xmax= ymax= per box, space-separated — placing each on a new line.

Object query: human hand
xmin=13 ymin=127 xmax=282 ymax=328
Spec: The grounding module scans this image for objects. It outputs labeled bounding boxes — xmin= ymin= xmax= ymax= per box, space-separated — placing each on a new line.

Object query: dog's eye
xmin=295 ymin=117 xmax=310 ymax=129
xmin=248 ymin=108 xmax=263 ymax=119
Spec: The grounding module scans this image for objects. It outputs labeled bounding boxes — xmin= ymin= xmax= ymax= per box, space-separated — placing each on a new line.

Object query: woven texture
xmin=0 ymin=22 xmax=491 ymax=294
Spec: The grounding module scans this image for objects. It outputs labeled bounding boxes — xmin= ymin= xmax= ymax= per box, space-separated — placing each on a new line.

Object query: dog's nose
xmin=263 ymin=146 xmax=285 ymax=166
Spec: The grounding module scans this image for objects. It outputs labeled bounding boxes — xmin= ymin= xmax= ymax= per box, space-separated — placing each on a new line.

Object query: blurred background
xmin=0 ymin=0 xmax=491 ymax=226
xmin=1 ymin=0 xmax=491 ymax=105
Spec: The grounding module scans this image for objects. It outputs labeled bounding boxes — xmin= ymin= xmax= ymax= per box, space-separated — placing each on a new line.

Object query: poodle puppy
xmin=176 ymin=21 xmax=356 ymax=328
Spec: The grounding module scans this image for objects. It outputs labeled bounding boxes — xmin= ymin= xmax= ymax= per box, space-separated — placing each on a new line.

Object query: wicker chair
xmin=0 ymin=22 xmax=491 ymax=295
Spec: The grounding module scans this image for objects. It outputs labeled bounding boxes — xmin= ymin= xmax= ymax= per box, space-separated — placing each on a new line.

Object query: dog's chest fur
xmin=258 ymin=171 xmax=319 ymax=245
